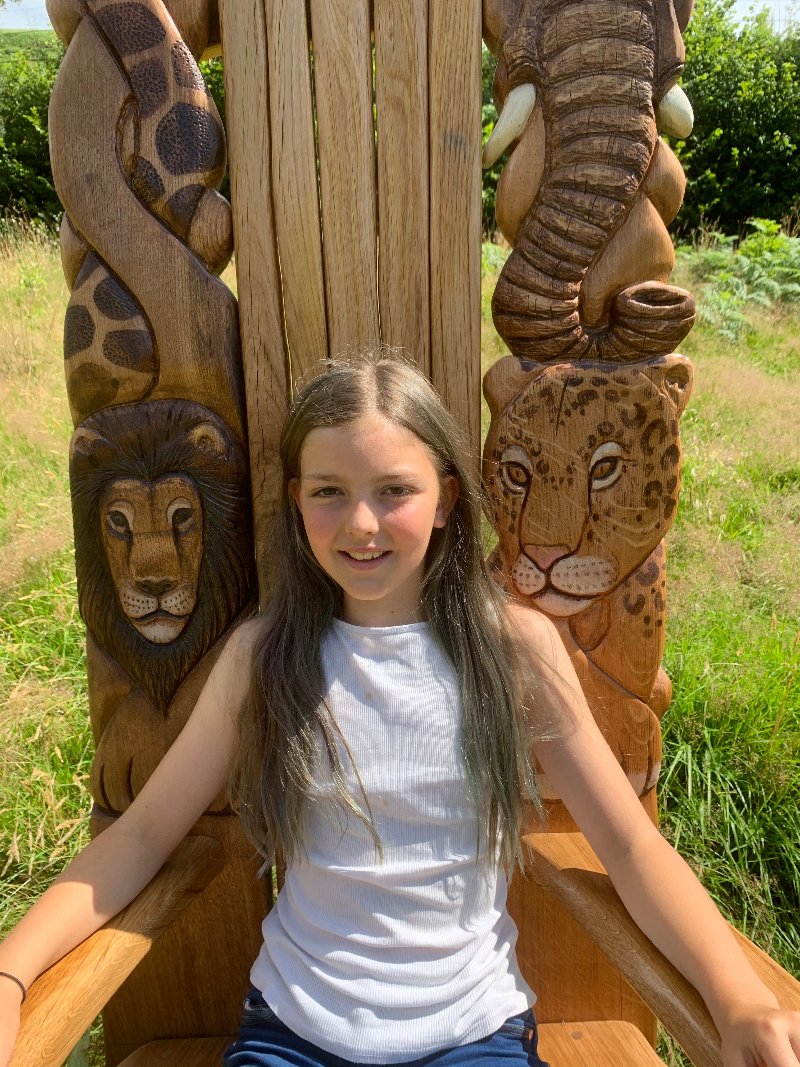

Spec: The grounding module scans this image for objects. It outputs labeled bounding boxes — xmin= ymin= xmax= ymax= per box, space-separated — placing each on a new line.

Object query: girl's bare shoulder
xmin=504 ymin=600 xmax=565 ymax=666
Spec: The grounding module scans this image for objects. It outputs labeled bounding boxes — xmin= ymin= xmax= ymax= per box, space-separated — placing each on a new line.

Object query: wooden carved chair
xmin=11 ymin=0 xmax=800 ymax=1064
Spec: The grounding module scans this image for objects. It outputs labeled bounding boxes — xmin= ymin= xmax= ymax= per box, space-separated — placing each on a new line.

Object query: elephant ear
xmin=483 ymin=354 xmax=543 ymax=415
xmin=650 ymin=353 xmax=693 ymax=417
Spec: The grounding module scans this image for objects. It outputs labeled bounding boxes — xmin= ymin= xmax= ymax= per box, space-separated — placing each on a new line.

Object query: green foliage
xmin=677 ymin=219 xmax=800 ymax=340
xmin=481 ymin=45 xmax=502 ymax=239
xmin=0 ymin=32 xmax=63 ymax=224
xmin=675 ymin=0 xmax=800 ymax=234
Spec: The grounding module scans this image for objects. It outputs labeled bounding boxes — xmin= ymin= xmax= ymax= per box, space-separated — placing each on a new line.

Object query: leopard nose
xmin=136 ymin=578 xmax=174 ymax=597
xmin=523 ymin=544 xmax=571 ymax=571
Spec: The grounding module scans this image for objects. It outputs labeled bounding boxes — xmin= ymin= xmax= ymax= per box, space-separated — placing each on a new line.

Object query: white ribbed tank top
xmin=250 ymin=618 xmax=533 ymax=1063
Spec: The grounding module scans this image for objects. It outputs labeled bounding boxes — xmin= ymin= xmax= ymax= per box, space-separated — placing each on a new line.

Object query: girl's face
xmin=290 ymin=411 xmax=458 ymax=627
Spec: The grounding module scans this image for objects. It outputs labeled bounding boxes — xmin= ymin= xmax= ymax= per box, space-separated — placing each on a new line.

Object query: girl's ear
xmin=434 ymin=476 xmax=459 ymax=528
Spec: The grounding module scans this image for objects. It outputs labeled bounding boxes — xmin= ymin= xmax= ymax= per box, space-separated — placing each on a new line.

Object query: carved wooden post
xmin=47 ymin=0 xmax=266 ymax=1060
xmin=481 ymin=0 xmax=696 ymax=1040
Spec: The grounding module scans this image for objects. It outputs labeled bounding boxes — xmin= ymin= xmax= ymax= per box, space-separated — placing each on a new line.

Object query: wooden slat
xmin=429 ymin=0 xmax=482 ymax=464
xmin=11 ymin=837 xmax=224 ymax=1067
xmin=309 ymin=0 xmax=379 ymax=354
xmin=538 ymin=1020 xmax=664 ymax=1067
xmin=525 ymin=832 xmax=800 ymax=1067
xmin=220 ymin=0 xmax=290 ymax=595
xmin=265 ymin=0 xmax=328 ymax=383
xmin=374 ymin=0 xmax=430 ymax=374
xmin=508 ymin=857 xmax=655 ymax=1040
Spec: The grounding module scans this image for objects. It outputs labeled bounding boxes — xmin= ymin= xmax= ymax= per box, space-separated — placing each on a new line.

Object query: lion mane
xmin=70 ymin=399 xmax=255 ymax=712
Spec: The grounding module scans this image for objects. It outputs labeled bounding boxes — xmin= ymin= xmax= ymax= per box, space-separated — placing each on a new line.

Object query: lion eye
xmin=167 ymin=497 xmax=195 ymax=532
xmin=171 ymin=507 xmax=193 ymax=528
xmin=589 ymin=443 xmax=625 ymax=490
xmin=107 ymin=510 xmax=130 ymax=533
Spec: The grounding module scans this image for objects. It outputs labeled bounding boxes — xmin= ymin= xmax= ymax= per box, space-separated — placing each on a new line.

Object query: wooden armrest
xmin=523 ymin=832 xmax=800 ymax=1067
xmin=11 ymin=834 xmax=224 ymax=1067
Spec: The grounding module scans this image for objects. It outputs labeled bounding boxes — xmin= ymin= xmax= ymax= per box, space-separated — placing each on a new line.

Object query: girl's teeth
xmin=346 ymin=550 xmax=385 ymax=560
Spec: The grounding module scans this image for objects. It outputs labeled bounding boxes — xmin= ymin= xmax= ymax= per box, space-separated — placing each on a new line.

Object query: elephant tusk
xmin=656 ymin=84 xmax=694 ymax=139
xmin=482 ymin=83 xmax=537 ymax=169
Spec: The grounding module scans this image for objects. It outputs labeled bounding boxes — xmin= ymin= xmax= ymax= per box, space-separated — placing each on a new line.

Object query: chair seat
xmin=118 ymin=1036 xmax=233 ymax=1066
xmin=538 ymin=1020 xmax=664 ymax=1066
xmin=119 ymin=1021 xmax=663 ymax=1066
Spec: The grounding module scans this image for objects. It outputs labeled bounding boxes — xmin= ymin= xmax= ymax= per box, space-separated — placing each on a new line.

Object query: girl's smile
xmin=290 ymin=412 xmax=458 ymax=626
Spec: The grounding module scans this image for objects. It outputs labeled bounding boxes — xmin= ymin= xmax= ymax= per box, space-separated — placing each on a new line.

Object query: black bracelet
xmin=0 ymin=972 xmax=27 ymax=1004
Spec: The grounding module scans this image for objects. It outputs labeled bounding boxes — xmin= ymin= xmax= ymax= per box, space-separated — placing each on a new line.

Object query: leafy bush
xmin=0 ymin=37 xmax=63 ymax=224
xmin=674 ymin=0 xmax=800 ymax=235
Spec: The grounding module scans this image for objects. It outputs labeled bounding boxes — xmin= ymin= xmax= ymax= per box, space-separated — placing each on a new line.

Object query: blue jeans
xmin=223 ymin=989 xmax=550 ymax=1066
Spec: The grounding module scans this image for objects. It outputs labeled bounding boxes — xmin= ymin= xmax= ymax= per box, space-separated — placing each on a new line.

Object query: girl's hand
xmin=720 ymin=1005 xmax=800 ymax=1067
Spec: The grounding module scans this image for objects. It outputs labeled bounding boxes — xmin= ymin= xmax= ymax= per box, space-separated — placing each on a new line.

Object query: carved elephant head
xmin=482 ymin=0 xmax=696 ymax=362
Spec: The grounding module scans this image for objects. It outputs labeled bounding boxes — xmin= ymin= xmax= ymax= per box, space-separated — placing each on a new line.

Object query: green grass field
xmin=1 ymin=224 xmax=798 ymax=1065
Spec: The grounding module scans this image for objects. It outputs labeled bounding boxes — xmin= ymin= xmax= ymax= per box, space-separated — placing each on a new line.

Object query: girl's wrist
xmin=0 ymin=972 xmax=26 ymax=1006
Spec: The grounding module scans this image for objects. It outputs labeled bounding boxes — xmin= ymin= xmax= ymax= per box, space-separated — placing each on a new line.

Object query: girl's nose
xmin=346 ymin=499 xmax=380 ymax=536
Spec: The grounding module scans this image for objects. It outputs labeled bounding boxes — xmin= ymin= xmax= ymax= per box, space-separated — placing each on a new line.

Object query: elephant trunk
xmin=492 ymin=0 xmax=694 ymax=363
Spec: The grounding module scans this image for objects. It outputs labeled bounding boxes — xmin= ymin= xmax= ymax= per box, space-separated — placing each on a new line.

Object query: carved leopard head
xmin=482 ymin=355 xmax=693 ymax=617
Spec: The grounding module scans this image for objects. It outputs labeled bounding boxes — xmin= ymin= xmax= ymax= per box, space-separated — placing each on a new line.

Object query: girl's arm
xmin=511 ymin=605 xmax=800 ymax=1067
xmin=0 ymin=621 xmax=257 ymax=1063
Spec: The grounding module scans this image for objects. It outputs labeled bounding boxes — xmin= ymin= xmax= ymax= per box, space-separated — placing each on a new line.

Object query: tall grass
xmin=0 ymin=223 xmax=798 ymax=1067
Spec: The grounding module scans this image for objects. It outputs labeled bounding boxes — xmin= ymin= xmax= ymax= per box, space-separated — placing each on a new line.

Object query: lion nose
xmin=136 ymin=578 xmax=174 ymax=597
xmin=523 ymin=544 xmax=571 ymax=571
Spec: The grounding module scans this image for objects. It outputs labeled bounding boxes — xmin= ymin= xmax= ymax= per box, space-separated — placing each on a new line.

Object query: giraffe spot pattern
xmin=165 ymin=184 xmax=205 ymax=237
xmin=64 ymin=305 xmax=96 ymax=358
xmin=102 ymin=330 xmax=157 ymax=372
xmin=171 ymin=39 xmax=207 ymax=93
xmin=94 ymin=276 xmax=141 ymax=321
xmin=155 ymin=103 xmax=224 ymax=176
xmin=129 ymin=57 xmax=168 ymax=118
xmin=95 ymin=3 xmax=166 ymax=56
xmin=68 ymin=363 xmax=121 ymax=412
xmin=131 ymin=156 xmax=165 ymax=204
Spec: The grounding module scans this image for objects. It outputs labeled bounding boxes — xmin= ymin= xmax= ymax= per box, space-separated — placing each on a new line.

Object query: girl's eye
xmin=310 ymin=487 xmax=342 ymax=498
xmin=382 ymin=485 xmax=413 ymax=497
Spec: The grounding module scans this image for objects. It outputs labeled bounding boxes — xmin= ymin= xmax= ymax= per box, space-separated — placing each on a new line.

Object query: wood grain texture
xmin=429 ymin=0 xmax=482 ymax=465
xmin=10 ymin=837 xmax=224 ymax=1067
xmin=508 ymin=859 xmax=655 ymax=1039
xmin=100 ymin=817 xmax=268 ymax=1066
xmin=48 ymin=5 xmax=245 ymax=439
xmin=374 ymin=0 xmax=430 ymax=374
xmin=264 ymin=0 xmax=329 ymax=382
xmin=538 ymin=1020 xmax=665 ymax=1067
xmin=525 ymin=832 xmax=800 ymax=1067
xmin=119 ymin=1036 xmax=233 ymax=1066
xmin=309 ymin=0 xmax=379 ymax=355
xmin=220 ymin=0 xmax=290 ymax=593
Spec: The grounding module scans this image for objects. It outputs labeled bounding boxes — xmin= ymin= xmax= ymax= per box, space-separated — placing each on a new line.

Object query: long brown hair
xmin=229 ymin=351 xmax=539 ymax=871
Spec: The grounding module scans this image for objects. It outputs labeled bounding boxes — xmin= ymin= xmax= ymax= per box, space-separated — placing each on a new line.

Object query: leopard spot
xmin=636 ymin=560 xmax=660 ymax=585
xmin=96 ymin=3 xmax=166 ymax=56
xmin=64 ymin=305 xmax=95 ymax=358
xmin=661 ymin=444 xmax=680 ymax=469
xmin=623 ymin=593 xmax=646 ymax=615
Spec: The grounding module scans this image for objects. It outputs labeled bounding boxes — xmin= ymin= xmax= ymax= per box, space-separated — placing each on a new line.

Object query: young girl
xmin=1 ymin=354 xmax=799 ymax=1067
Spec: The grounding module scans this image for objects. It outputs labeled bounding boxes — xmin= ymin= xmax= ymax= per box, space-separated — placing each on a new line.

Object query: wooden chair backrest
xmin=47 ymin=0 xmax=696 ymax=1060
